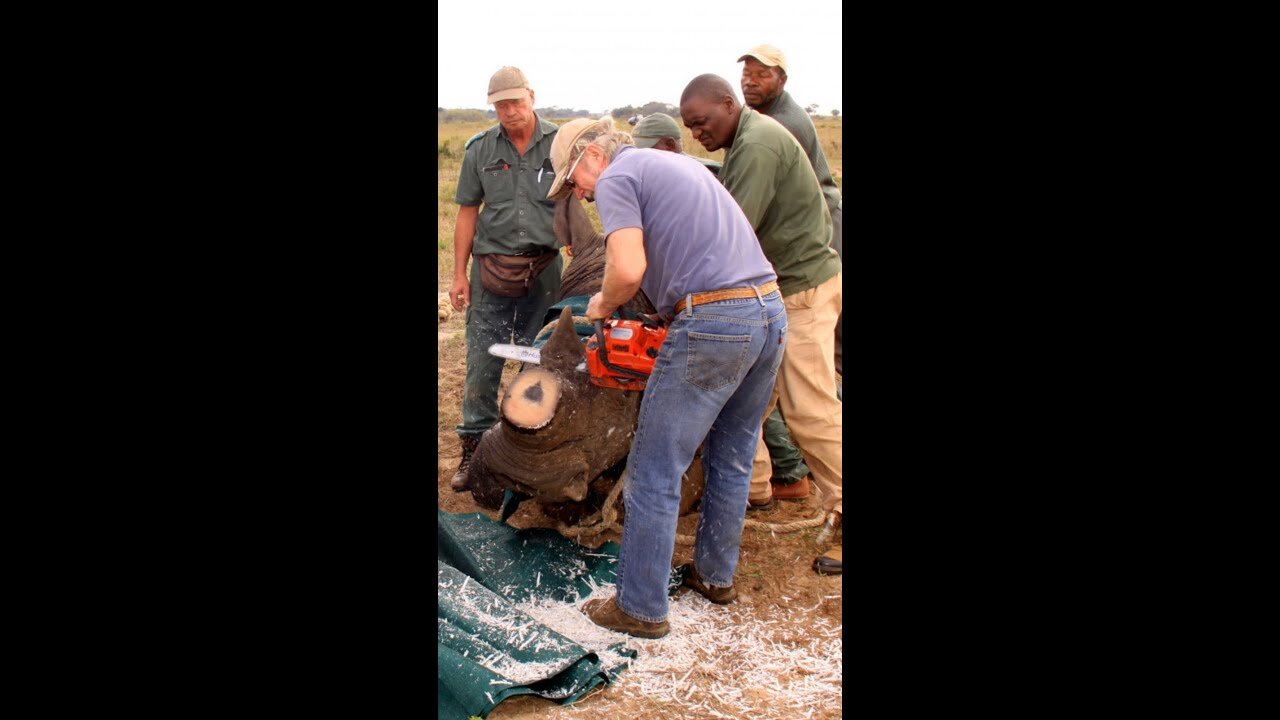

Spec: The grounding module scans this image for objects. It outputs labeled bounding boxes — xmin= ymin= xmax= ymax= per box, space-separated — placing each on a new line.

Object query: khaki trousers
xmin=749 ymin=272 xmax=842 ymax=514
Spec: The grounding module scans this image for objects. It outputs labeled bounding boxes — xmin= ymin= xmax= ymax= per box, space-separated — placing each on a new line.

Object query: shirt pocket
xmin=479 ymin=158 xmax=514 ymax=207
xmin=536 ymin=157 xmax=557 ymax=207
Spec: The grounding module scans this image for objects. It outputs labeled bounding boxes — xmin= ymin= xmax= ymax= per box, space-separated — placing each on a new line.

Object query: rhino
xmin=463 ymin=197 xmax=704 ymax=528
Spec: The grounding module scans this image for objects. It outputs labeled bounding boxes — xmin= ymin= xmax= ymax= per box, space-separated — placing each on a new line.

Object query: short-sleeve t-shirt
xmin=594 ymin=145 xmax=776 ymax=316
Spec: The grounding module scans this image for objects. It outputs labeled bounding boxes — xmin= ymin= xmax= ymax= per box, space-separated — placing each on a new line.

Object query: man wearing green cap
xmin=448 ymin=66 xmax=562 ymax=493
xmin=631 ymin=112 xmax=722 ymax=175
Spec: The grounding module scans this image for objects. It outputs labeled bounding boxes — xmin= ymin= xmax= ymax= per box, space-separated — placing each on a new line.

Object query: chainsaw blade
xmin=488 ymin=344 xmax=586 ymax=372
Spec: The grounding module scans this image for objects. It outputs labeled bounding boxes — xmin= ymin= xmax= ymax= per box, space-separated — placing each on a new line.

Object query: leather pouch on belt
xmin=477 ymin=250 xmax=556 ymax=297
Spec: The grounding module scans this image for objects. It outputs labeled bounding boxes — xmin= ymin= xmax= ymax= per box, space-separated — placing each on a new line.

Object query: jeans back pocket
xmin=687 ymin=331 xmax=751 ymax=391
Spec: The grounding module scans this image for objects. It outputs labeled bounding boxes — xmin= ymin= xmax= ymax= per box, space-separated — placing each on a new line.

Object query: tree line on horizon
xmin=438 ymin=100 xmax=838 ymax=123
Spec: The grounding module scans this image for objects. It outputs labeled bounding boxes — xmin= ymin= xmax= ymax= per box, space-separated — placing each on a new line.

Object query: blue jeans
xmin=614 ymin=290 xmax=786 ymax=622
xmin=457 ymin=254 xmax=562 ymax=439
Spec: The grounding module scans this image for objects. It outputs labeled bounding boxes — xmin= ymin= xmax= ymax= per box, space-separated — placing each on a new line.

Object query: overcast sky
xmin=437 ymin=0 xmax=843 ymax=116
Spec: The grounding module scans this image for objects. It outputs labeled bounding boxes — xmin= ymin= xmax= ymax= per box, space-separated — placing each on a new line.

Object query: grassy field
xmin=436 ymin=115 xmax=843 ymax=288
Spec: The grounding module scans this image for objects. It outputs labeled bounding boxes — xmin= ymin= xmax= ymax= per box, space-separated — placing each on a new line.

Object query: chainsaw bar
xmin=488 ymin=343 xmax=586 ymax=372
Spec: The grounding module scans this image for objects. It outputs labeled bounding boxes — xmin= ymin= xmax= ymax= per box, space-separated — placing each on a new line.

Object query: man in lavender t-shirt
xmin=543 ymin=117 xmax=786 ymax=638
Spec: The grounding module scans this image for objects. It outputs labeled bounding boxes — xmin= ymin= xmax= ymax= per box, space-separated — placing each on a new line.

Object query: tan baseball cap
xmin=546 ymin=116 xmax=615 ymax=201
xmin=487 ymin=66 xmax=531 ymax=104
xmin=632 ymin=113 xmax=682 ymax=148
xmin=737 ymin=44 xmax=788 ymax=74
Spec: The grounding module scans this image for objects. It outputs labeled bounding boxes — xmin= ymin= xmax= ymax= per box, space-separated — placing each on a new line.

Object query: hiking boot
xmin=771 ymin=474 xmax=811 ymax=500
xmin=449 ymin=436 xmax=479 ymax=492
xmin=582 ymin=596 xmax=669 ymax=639
xmin=747 ymin=494 xmax=775 ymax=511
xmin=813 ymin=511 xmax=842 ymax=575
xmin=678 ymin=564 xmax=737 ymax=604
xmin=813 ymin=547 xmax=843 ymax=575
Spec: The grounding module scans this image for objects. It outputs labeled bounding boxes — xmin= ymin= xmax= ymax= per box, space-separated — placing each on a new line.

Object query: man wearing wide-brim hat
xmin=546 ymin=115 xmax=785 ymax=639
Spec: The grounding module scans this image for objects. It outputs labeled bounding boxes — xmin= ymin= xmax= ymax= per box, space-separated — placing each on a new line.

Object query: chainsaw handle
xmin=593 ymin=319 xmax=648 ymax=380
xmin=637 ymin=312 xmax=665 ymax=329
xmin=593 ymin=320 xmax=607 ymax=368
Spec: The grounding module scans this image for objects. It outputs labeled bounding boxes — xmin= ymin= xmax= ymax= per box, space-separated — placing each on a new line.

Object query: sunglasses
xmin=563 ymin=147 xmax=589 ymax=190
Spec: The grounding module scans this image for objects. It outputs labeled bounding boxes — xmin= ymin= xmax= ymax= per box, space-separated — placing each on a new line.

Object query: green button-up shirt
xmin=720 ymin=107 xmax=839 ymax=297
xmin=454 ymin=115 xmax=560 ymax=255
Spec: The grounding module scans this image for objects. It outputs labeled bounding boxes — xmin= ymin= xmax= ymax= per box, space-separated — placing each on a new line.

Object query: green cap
xmin=632 ymin=112 xmax=682 ymax=148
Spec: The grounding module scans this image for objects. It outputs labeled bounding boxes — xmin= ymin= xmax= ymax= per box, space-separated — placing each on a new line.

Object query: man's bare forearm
xmin=453 ymin=205 xmax=479 ymax=280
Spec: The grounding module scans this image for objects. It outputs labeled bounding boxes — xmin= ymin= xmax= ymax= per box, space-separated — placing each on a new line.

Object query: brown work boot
xmin=582 ymin=596 xmax=669 ymax=639
xmin=771 ymin=474 xmax=811 ymax=500
xmin=449 ymin=436 xmax=479 ymax=492
xmin=678 ymin=564 xmax=737 ymax=604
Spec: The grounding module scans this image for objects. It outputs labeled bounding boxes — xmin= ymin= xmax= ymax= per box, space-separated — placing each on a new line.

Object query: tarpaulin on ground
xmin=437 ymin=509 xmax=634 ymax=719
xmin=532 ymin=295 xmax=593 ymax=348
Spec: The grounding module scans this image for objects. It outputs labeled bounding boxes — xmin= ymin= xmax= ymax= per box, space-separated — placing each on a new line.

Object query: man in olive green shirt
xmin=639 ymin=108 xmax=814 ymax=500
xmin=449 ymin=66 xmax=562 ymax=492
xmin=681 ymin=74 xmax=843 ymax=575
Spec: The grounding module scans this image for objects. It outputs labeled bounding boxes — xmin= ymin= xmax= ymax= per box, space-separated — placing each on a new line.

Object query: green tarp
xmin=437 ymin=509 xmax=634 ymax=719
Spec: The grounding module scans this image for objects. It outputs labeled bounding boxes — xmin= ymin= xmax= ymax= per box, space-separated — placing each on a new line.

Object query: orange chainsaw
xmin=488 ymin=315 xmax=667 ymax=391
xmin=584 ymin=317 xmax=667 ymax=390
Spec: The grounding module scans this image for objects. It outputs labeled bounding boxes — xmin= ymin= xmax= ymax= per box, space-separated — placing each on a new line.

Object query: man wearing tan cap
xmin=738 ymin=45 xmax=845 ymax=573
xmin=448 ymin=66 xmax=562 ymax=493
xmin=545 ymin=116 xmax=784 ymax=639
xmin=680 ymin=74 xmax=843 ymax=575
xmin=738 ymin=44 xmax=843 ymax=380
xmin=631 ymin=112 xmax=721 ymax=175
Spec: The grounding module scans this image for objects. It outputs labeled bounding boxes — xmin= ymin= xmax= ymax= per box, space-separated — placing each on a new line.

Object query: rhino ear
xmin=539 ymin=306 xmax=586 ymax=375
xmin=553 ymin=196 xmax=572 ymax=250
xmin=554 ymin=196 xmax=604 ymax=257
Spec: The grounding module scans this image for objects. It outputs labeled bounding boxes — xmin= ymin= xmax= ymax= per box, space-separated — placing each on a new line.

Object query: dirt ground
xmin=438 ymin=300 xmax=843 ymax=719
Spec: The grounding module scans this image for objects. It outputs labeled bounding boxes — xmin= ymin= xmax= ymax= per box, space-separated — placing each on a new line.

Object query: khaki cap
xmin=546 ymin=116 xmax=615 ymax=201
xmin=487 ymin=66 xmax=531 ymax=104
xmin=632 ymin=113 xmax=682 ymax=148
xmin=737 ymin=44 xmax=788 ymax=75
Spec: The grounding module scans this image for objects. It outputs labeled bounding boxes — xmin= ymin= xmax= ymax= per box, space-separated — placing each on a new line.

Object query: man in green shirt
xmin=680 ymin=74 xmax=843 ymax=575
xmin=448 ymin=66 xmax=562 ymax=492
xmin=639 ymin=109 xmax=813 ymax=498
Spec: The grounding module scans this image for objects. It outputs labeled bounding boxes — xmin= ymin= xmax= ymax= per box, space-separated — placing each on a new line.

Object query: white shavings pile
xmin=505 ymin=584 xmax=842 ymax=719
xmin=446 ymin=571 xmax=578 ymax=668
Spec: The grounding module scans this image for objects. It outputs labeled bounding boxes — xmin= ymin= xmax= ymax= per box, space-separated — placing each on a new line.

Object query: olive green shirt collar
xmin=497 ymin=113 xmax=558 ymax=148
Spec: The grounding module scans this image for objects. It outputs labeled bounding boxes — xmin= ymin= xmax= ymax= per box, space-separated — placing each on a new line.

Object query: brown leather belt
xmin=673 ymin=280 xmax=779 ymax=314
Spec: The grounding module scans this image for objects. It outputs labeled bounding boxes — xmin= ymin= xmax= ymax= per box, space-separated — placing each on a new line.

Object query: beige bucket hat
xmin=546 ymin=116 xmax=614 ymax=201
